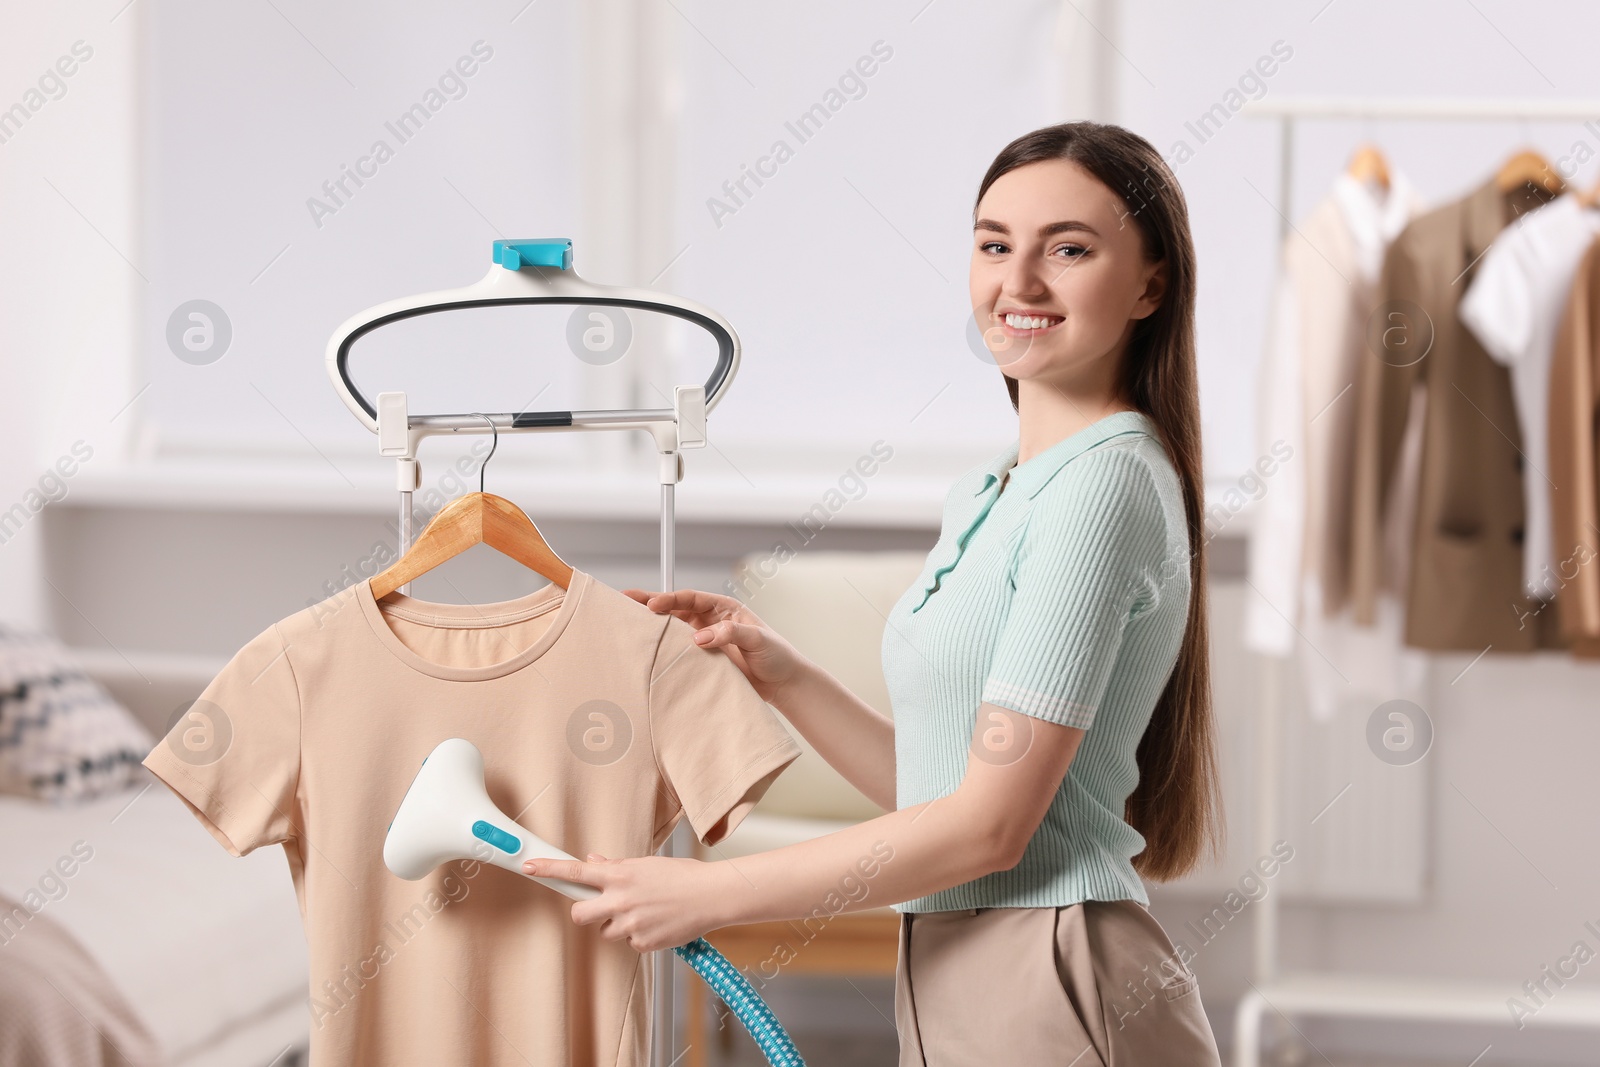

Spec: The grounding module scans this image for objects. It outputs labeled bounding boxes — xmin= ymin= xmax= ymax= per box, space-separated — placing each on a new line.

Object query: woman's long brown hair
xmin=975 ymin=121 xmax=1223 ymax=881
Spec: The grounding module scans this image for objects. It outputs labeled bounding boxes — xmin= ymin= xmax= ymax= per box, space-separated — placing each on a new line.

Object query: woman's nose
xmin=999 ymin=256 xmax=1052 ymax=297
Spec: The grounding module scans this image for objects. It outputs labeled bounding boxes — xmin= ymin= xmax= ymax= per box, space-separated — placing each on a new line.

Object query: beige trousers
xmin=894 ymin=900 xmax=1221 ymax=1066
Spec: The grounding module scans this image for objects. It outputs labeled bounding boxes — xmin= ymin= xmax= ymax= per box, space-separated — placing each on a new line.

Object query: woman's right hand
xmin=620 ymin=587 xmax=806 ymax=706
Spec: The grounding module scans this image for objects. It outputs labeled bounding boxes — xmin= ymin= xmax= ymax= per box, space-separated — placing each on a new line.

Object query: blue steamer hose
xmin=673 ymin=937 xmax=806 ymax=1066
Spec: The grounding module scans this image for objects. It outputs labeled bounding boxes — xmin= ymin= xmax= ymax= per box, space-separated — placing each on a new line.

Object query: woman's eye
xmin=978 ymin=241 xmax=1087 ymax=257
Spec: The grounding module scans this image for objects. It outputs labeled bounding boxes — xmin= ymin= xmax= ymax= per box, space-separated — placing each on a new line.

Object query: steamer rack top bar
xmin=325 ymin=236 xmax=739 ymax=508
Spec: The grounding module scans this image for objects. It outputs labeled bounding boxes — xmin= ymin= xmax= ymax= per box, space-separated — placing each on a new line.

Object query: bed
xmin=0 ymin=650 xmax=309 ymax=1067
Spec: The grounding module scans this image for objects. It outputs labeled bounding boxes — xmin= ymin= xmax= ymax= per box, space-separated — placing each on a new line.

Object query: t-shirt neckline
xmin=356 ymin=568 xmax=589 ymax=681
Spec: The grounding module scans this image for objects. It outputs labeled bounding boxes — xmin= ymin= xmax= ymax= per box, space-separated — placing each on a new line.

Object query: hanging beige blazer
xmin=1348 ymin=176 xmax=1568 ymax=652
xmin=1548 ymin=233 xmax=1600 ymax=658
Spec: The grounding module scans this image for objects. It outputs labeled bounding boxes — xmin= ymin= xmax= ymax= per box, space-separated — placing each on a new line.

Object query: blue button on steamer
xmin=471 ymin=819 xmax=522 ymax=854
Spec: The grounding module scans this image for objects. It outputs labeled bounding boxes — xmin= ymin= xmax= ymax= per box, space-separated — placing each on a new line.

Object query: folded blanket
xmin=0 ymin=888 xmax=160 ymax=1067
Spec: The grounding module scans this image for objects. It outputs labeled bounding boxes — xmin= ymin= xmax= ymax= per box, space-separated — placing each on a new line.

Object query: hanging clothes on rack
xmin=1458 ymin=192 xmax=1600 ymax=604
xmin=1232 ymin=100 xmax=1600 ymax=1067
xmin=1348 ymin=173 xmax=1568 ymax=651
xmin=1244 ymin=165 xmax=1428 ymax=719
xmin=141 ymin=569 xmax=803 ymax=1067
xmin=1548 ymin=232 xmax=1600 ymax=657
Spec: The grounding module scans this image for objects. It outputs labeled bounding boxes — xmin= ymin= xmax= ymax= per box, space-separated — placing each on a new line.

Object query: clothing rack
xmin=1233 ymin=97 xmax=1600 ymax=1065
xmin=325 ymin=239 xmax=741 ymax=1067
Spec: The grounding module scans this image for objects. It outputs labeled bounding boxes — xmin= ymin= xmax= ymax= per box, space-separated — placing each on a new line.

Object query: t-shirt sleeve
xmin=980 ymin=447 xmax=1168 ymax=732
xmin=140 ymin=622 xmax=302 ymax=858
xmin=648 ymin=617 xmax=803 ymax=848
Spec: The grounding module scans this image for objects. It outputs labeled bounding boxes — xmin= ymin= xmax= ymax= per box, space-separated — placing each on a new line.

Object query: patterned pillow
xmin=0 ymin=624 xmax=155 ymax=803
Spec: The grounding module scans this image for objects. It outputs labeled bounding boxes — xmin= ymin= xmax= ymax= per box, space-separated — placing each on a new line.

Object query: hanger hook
xmin=468 ymin=412 xmax=497 ymax=493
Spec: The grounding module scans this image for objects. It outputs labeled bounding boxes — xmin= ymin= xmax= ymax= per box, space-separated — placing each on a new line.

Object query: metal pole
xmin=1247 ymin=112 xmax=1296 ymax=1055
xmin=1253 ymin=656 xmax=1282 ymax=986
xmin=1240 ymin=96 xmax=1600 ymax=120
xmin=397 ymin=488 xmax=413 ymax=596
xmin=651 ymin=474 xmax=682 ymax=1067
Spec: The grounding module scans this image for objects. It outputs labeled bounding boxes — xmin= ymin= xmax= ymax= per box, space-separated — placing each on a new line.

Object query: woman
xmin=525 ymin=121 xmax=1224 ymax=1065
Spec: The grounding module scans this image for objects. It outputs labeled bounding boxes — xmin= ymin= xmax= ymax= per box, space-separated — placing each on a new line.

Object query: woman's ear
xmin=1133 ymin=258 xmax=1168 ymax=320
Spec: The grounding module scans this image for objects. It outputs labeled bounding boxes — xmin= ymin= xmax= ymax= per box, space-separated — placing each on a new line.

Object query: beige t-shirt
xmin=141 ymin=567 xmax=802 ymax=1066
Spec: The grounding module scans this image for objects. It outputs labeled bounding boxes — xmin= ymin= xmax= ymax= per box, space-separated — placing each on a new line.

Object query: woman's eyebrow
xmin=973 ymin=218 xmax=1101 ymax=238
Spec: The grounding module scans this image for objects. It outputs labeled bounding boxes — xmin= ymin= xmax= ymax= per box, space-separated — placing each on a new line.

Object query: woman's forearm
xmin=707 ymin=784 xmax=1010 ymax=929
xmin=769 ymin=657 xmax=898 ymax=811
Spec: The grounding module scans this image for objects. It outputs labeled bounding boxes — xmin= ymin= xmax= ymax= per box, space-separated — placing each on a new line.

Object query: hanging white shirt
xmin=1458 ymin=193 xmax=1600 ymax=600
xmin=1245 ymin=170 xmax=1427 ymax=721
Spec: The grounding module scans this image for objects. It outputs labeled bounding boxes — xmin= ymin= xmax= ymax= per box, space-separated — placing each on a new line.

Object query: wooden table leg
xmin=685 ymin=964 xmax=708 ymax=1067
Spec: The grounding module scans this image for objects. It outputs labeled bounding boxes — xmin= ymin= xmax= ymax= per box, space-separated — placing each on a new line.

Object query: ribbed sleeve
xmin=980 ymin=447 xmax=1166 ymax=731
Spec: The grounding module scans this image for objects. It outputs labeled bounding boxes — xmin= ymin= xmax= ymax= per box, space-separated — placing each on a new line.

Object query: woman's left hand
xmin=523 ymin=852 xmax=728 ymax=954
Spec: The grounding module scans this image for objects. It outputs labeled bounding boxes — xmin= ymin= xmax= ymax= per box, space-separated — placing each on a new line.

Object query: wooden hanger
xmin=368 ymin=414 xmax=574 ymax=600
xmin=1346 ymin=142 xmax=1391 ymax=190
xmin=1495 ymin=148 xmax=1565 ymax=197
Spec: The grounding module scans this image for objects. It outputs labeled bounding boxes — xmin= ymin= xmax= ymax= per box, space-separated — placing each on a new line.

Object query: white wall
xmin=0 ymin=1 xmax=141 ymax=628
xmin=138 ymin=0 xmax=587 ymax=461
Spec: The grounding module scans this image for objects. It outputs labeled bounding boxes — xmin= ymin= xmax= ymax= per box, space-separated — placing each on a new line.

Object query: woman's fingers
xmin=618 ymin=589 xmax=788 ymax=699
xmin=621 ymin=587 xmax=740 ymax=631
xmin=524 ymin=856 xmax=604 ymax=886
xmin=691 ymin=617 xmax=765 ymax=653
xmin=627 ymin=587 xmax=723 ymax=614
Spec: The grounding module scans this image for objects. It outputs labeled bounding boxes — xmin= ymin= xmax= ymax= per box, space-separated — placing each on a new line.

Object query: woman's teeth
xmin=1003 ymin=313 xmax=1061 ymax=330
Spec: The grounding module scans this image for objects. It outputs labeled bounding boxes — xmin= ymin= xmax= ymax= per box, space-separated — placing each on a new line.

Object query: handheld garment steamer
xmin=385 ymin=738 xmax=806 ymax=1067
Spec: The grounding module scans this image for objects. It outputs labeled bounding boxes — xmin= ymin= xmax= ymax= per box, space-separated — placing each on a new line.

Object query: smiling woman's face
xmin=970 ymin=158 xmax=1165 ymax=394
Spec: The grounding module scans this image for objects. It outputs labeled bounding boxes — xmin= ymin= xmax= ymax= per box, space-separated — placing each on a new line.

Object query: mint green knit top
xmin=884 ymin=409 xmax=1192 ymax=912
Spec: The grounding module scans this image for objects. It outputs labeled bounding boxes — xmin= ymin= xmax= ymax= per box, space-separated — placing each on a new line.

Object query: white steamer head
xmin=383 ymin=737 xmax=598 ymax=900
